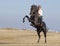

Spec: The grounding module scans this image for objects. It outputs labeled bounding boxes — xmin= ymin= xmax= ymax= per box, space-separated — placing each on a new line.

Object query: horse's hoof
xmin=23 ymin=18 xmax=25 ymax=23
xmin=37 ymin=41 xmax=39 ymax=43
xmin=45 ymin=40 xmax=47 ymax=43
xmin=23 ymin=19 xmax=25 ymax=23
xmin=23 ymin=21 xmax=25 ymax=23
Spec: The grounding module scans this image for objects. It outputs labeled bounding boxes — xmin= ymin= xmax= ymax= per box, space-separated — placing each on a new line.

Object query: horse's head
xmin=30 ymin=5 xmax=38 ymax=16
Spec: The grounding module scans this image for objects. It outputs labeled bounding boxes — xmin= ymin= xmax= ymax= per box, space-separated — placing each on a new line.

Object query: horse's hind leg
xmin=43 ymin=31 xmax=47 ymax=43
xmin=37 ymin=29 xmax=41 ymax=43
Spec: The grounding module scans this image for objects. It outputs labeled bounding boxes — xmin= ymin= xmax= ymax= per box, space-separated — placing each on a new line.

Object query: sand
xmin=0 ymin=28 xmax=60 ymax=46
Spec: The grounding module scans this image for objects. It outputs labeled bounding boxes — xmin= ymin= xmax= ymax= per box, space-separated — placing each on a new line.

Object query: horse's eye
xmin=33 ymin=12 xmax=35 ymax=14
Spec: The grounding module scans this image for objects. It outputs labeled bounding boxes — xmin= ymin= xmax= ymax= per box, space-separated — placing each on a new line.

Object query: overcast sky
xmin=0 ymin=0 xmax=60 ymax=31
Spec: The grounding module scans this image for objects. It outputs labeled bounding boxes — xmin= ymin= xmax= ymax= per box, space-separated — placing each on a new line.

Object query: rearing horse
xmin=23 ymin=5 xmax=47 ymax=43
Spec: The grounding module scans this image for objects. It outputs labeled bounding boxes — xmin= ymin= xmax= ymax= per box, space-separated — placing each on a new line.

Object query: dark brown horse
xmin=23 ymin=5 xmax=47 ymax=43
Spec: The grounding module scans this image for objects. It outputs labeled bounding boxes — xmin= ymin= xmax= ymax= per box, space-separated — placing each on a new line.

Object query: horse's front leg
xmin=23 ymin=15 xmax=30 ymax=23
xmin=23 ymin=15 xmax=35 ymax=23
xmin=23 ymin=17 xmax=25 ymax=23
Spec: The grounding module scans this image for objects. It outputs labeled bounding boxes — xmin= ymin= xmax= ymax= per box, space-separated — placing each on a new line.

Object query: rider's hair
xmin=38 ymin=5 xmax=41 ymax=9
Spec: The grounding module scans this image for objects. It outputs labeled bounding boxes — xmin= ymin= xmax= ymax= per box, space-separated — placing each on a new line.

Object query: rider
xmin=30 ymin=5 xmax=43 ymax=26
xmin=38 ymin=5 xmax=43 ymax=26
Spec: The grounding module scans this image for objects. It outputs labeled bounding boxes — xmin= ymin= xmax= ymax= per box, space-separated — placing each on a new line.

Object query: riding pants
xmin=38 ymin=16 xmax=43 ymax=25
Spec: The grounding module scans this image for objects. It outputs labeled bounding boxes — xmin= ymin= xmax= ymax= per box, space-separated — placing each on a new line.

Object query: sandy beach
xmin=0 ymin=28 xmax=60 ymax=46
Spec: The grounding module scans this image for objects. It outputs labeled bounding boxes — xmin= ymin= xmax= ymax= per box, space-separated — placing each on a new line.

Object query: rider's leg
xmin=38 ymin=16 xmax=43 ymax=26
xmin=34 ymin=16 xmax=38 ymax=25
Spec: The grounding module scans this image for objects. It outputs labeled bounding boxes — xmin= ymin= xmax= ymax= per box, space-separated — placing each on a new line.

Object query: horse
xmin=23 ymin=5 xmax=47 ymax=43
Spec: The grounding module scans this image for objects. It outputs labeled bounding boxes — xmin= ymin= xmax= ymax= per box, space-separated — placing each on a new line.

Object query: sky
xmin=0 ymin=0 xmax=60 ymax=31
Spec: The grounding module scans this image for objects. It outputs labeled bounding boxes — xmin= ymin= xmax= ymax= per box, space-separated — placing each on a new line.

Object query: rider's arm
xmin=38 ymin=9 xmax=43 ymax=16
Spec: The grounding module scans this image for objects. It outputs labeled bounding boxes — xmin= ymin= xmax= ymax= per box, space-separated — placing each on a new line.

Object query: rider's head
xmin=38 ymin=5 xmax=41 ymax=9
